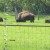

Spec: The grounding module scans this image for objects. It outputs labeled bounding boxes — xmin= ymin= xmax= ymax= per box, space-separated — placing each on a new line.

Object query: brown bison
xmin=16 ymin=11 xmax=35 ymax=22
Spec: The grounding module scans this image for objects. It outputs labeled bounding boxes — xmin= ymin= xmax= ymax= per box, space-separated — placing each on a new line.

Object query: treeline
xmin=0 ymin=0 xmax=50 ymax=14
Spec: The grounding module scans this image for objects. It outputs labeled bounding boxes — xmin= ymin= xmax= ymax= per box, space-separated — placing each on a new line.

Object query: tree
xmin=0 ymin=0 xmax=50 ymax=15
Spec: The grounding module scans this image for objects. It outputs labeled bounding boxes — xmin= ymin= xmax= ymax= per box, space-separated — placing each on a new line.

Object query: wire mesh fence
xmin=0 ymin=0 xmax=50 ymax=50
xmin=0 ymin=25 xmax=50 ymax=50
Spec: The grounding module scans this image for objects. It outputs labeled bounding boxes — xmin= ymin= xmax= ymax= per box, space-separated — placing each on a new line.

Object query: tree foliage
xmin=0 ymin=0 xmax=50 ymax=14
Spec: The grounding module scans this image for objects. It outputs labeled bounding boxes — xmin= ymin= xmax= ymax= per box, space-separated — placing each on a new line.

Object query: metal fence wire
xmin=0 ymin=25 xmax=50 ymax=50
xmin=0 ymin=0 xmax=50 ymax=50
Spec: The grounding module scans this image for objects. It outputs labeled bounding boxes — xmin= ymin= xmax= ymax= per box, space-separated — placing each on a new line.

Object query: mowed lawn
xmin=0 ymin=26 xmax=50 ymax=50
xmin=0 ymin=12 xmax=50 ymax=50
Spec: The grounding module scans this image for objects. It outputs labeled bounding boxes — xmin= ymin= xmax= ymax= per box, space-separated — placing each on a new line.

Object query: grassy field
xmin=0 ymin=12 xmax=50 ymax=50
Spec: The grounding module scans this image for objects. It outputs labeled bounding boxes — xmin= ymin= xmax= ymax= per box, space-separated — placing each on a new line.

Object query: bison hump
xmin=21 ymin=13 xmax=33 ymax=17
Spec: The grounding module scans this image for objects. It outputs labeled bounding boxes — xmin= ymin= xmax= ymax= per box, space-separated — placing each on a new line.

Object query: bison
xmin=45 ymin=19 xmax=50 ymax=23
xmin=16 ymin=11 xmax=35 ymax=22
xmin=0 ymin=17 xmax=3 ymax=22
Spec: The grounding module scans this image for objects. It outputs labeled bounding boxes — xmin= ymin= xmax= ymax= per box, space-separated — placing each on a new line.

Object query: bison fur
xmin=0 ymin=17 xmax=3 ymax=22
xmin=45 ymin=19 xmax=50 ymax=23
xmin=16 ymin=11 xmax=35 ymax=22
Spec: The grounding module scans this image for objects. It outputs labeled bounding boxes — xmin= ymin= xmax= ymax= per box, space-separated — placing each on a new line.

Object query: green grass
xmin=0 ymin=26 xmax=50 ymax=50
xmin=0 ymin=12 xmax=50 ymax=50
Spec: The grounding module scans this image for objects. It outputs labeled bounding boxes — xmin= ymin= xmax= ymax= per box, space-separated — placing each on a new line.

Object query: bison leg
xmin=30 ymin=20 xmax=34 ymax=22
xmin=30 ymin=16 xmax=34 ymax=22
xmin=16 ymin=19 xmax=26 ymax=22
